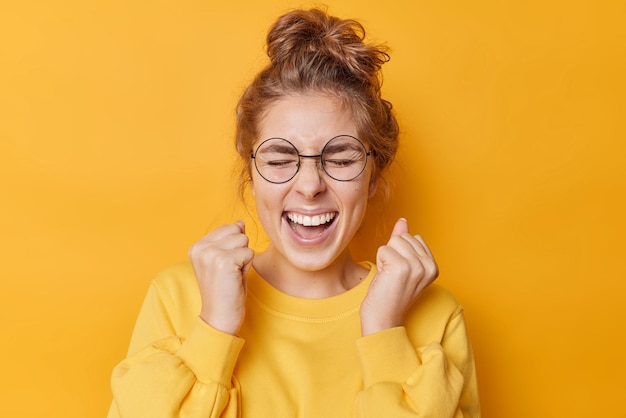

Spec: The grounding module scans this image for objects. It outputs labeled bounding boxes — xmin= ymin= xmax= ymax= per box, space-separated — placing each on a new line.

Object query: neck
xmin=252 ymin=247 xmax=367 ymax=298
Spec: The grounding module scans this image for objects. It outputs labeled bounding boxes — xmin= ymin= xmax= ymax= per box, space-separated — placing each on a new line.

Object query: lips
xmin=284 ymin=211 xmax=337 ymax=243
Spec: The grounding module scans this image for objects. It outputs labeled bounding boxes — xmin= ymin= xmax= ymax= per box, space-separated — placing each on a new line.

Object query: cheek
xmin=341 ymin=185 xmax=370 ymax=210
xmin=252 ymin=181 xmax=288 ymax=211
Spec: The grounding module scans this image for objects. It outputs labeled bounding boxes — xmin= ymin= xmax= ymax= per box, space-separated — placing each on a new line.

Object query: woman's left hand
xmin=360 ymin=218 xmax=439 ymax=336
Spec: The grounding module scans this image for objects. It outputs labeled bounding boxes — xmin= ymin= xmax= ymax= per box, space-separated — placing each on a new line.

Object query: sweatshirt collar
xmin=246 ymin=261 xmax=375 ymax=320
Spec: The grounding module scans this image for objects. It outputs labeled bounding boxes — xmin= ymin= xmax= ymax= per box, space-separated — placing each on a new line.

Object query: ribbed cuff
xmin=177 ymin=317 xmax=245 ymax=387
xmin=356 ymin=326 xmax=419 ymax=388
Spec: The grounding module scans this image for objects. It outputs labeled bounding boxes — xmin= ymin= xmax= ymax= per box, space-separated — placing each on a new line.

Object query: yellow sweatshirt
xmin=108 ymin=262 xmax=480 ymax=417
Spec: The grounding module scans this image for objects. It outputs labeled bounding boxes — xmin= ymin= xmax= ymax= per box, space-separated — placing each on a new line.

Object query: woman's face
xmin=251 ymin=94 xmax=376 ymax=272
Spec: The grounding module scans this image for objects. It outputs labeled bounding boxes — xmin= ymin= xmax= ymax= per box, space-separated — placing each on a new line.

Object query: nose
xmin=293 ymin=157 xmax=326 ymax=199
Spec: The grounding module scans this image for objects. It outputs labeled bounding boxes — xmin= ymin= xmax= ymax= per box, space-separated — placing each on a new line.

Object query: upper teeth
xmin=287 ymin=212 xmax=335 ymax=226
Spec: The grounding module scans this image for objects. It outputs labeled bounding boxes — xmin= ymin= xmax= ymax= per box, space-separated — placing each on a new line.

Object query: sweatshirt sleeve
xmin=107 ymin=276 xmax=245 ymax=418
xmin=353 ymin=306 xmax=480 ymax=418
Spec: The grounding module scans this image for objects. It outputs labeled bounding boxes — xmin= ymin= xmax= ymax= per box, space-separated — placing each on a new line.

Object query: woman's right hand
xmin=188 ymin=220 xmax=254 ymax=335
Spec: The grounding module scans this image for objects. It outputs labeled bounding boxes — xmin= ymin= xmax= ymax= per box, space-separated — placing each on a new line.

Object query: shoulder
xmin=413 ymin=283 xmax=462 ymax=317
xmin=149 ymin=261 xmax=200 ymax=312
xmin=139 ymin=262 xmax=202 ymax=336
xmin=404 ymin=283 xmax=465 ymax=345
xmin=151 ymin=261 xmax=197 ymax=289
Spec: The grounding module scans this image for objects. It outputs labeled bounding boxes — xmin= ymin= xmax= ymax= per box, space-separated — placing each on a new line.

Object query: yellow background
xmin=1 ymin=0 xmax=624 ymax=416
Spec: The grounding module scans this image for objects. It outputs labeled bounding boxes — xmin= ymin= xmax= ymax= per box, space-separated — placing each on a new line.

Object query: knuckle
xmin=188 ymin=243 xmax=201 ymax=259
xmin=430 ymin=263 xmax=440 ymax=279
xmin=395 ymin=259 xmax=412 ymax=277
xmin=401 ymin=232 xmax=413 ymax=240
xmin=412 ymin=261 xmax=425 ymax=277
xmin=390 ymin=233 xmax=403 ymax=243
xmin=241 ymin=234 xmax=250 ymax=247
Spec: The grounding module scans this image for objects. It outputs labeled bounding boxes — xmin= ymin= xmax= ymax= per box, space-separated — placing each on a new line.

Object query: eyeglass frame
xmin=250 ymin=134 xmax=372 ymax=184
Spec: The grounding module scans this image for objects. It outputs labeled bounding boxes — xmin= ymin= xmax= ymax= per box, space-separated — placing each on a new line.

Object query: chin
xmin=284 ymin=246 xmax=347 ymax=272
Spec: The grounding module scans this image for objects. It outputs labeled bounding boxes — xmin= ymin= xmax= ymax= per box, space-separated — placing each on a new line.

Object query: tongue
xmin=292 ymin=223 xmax=326 ymax=240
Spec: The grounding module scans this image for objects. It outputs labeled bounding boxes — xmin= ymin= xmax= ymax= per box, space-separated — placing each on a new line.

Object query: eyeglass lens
xmin=253 ymin=135 xmax=368 ymax=184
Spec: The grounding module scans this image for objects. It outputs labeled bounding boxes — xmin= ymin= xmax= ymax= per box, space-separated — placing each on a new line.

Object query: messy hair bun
xmin=266 ymin=9 xmax=388 ymax=91
xmin=236 ymin=8 xmax=399 ymax=190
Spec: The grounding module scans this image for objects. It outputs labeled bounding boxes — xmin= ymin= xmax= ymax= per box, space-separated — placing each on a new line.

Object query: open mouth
xmin=285 ymin=211 xmax=337 ymax=240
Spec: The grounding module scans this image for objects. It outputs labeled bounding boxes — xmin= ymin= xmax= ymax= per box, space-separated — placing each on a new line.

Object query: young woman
xmin=108 ymin=8 xmax=480 ymax=417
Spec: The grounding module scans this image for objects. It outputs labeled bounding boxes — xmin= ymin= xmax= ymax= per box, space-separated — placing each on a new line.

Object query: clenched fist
xmin=188 ymin=221 xmax=254 ymax=335
xmin=360 ymin=218 xmax=439 ymax=336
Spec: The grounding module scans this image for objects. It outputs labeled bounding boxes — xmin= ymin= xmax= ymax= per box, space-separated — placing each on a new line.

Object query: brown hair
xmin=235 ymin=8 xmax=399 ymax=194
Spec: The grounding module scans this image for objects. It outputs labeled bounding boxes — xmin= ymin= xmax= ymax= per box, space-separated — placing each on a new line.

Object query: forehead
xmin=256 ymin=94 xmax=358 ymax=149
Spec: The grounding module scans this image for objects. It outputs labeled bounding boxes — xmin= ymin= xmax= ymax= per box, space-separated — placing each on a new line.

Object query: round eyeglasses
xmin=251 ymin=135 xmax=371 ymax=184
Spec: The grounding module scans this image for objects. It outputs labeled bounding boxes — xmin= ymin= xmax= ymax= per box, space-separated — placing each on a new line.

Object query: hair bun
xmin=266 ymin=9 xmax=389 ymax=86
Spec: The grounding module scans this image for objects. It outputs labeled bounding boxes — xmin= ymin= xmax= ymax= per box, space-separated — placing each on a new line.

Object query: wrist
xmin=199 ymin=311 xmax=242 ymax=336
xmin=360 ymin=313 xmax=403 ymax=336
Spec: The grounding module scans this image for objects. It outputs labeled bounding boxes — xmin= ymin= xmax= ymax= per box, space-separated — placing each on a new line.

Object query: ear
xmin=248 ymin=170 xmax=255 ymax=196
xmin=368 ymin=176 xmax=378 ymax=198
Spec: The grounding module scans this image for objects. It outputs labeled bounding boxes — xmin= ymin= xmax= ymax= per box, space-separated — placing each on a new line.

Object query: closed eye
xmin=324 ymin=159 xmax=358 ymax=167
xmin=266 ymin=159 xmax=297 ymax=167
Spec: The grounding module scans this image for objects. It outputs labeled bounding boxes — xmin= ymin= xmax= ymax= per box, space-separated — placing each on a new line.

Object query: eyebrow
xmin=261 ymin=143 xmax=298 ymax=154
xmin=323 ymin=142 xmax=362 ymax=153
